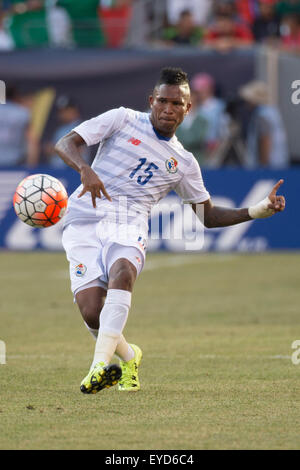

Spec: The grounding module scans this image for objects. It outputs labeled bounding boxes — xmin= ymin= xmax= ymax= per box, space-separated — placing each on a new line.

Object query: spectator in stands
xmin=0 ymin=85 xmax=39 ymax=167
xmin=279 ymin=13 xmax=300 ymax=52
xmin=206 ymin=94 xmax=247 ymax=167
xmin=124 ymin=0 xmax=149 ymax=47
xmin=235 ymin=0 xmax=259 ymax=26
xmin=276 ymin=0 xmax=300 ymax=18
xmin=46 ymin=0 xmax=73 ymax=48
xmin=44 ymin=96 xmax=89 ymax=167
xmin=175 ymin=89 xmax=208 ymax=164
xmin=57 ymin=0 xmax=105 ymax=47
xmin=215 ymin=1 xmax=240 ymax=21
xmin=7 ymin=0 xmax=49 ymax=48
xmin=0 ymin=7 xmax=15 ymax=50
xmin=162 ymin=9 xmax=203 ymax=46
xmin=239 ymin=80 xmax=289 ymax=168
xmin=165 ymin=0 xmax=212 ymax=27
xmin=252 ymin=0 xmax=280 ymax=43
xmin=100 ymin=0 xmax=133 ymax=48
xmin=187 ymin=73 xmax=226 ymax=163
xmin=204 ymin=10 xmax=254 ymax=52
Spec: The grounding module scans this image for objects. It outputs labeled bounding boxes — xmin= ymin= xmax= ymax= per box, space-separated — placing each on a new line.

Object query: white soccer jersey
xmin=63 ymin=107 xmax=210 ymax=231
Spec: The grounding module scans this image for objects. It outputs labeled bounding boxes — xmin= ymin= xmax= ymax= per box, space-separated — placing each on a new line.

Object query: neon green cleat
xmin=80 ymin=362 xmax=122 ymax=394
xmin=118 ymin=344 xmax=142 ymax=392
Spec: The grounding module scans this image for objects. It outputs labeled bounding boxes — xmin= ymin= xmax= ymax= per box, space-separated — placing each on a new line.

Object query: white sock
xmin=115 ymin=335 xmax=135 ymax=362
xmin=91 ymin=330 xmax=120 ymax=368
xmin=84 ymin=322 xmax=134 ymax=363
xmin=91 ymin=289 xmax=131 ymax=369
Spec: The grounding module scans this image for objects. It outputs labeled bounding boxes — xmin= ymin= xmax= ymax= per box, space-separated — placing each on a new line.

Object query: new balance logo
xmin=128 ymin=137 xmax=141 ymax=146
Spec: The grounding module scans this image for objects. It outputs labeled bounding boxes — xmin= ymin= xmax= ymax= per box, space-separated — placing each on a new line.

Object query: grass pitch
xmin=0 ymin=251 xmax=300 ymax=450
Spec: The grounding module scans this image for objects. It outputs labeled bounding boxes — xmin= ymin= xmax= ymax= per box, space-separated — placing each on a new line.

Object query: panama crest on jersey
xmin=75 ymin=263 xmax=87 ymax=277
xmin=165 ymin=157 xmax=178 ymax=174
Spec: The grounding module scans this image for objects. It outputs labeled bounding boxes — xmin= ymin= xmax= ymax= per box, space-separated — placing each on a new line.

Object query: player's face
xmin=149 ymin=84 xmax=191 ymax=138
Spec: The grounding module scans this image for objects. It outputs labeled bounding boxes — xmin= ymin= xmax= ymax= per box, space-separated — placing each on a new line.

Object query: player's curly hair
xmin=156 ymin=67 xmax=189 ymax=87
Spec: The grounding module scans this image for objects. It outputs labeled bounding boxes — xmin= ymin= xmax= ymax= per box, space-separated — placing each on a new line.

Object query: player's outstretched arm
xmin=194 ymin=201 xmax=251 ymax=228
xmin=193 ymin=180 xmax=285 ymax=228
xmin=55 ymin=131 xmax=111 ymax=208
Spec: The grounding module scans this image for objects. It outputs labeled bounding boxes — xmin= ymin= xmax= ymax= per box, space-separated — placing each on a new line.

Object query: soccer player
xmin=55 ymin=67 xmax=285 ymax=394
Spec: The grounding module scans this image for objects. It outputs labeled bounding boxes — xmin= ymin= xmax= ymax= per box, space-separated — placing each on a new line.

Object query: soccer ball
xmin=13 ymin=174 xmax=68 ymax=228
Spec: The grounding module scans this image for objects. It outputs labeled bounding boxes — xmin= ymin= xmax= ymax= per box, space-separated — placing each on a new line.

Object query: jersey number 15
xmin=129 ymin=158 xmax=159 ymax=186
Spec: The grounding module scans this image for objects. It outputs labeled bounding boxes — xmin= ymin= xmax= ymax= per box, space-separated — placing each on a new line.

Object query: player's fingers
xmin=268 ymin=196 xmax=285 ymax=211
xmin=101 ymin=185 xmax=112 ymax=202
xmin=269 ymin=179 xmax=284 ymax=198
xmin=78 ymin=187 xmax=87 ymax=198
xmin=91 ymin=192 xmax=97 ymax=209
xmin=276 ymin=195 xmax=285 ymax=211
xmin=94 ymin=185 xmax=105 ymax=203
xmin=93 ymin=185 xmax=101 ymax=196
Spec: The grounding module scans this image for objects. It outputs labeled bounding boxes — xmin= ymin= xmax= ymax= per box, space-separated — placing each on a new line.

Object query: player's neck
xmin=151 ymin=124 xmax=172 ymax=141
xmin=150 ymin=115 xmax=174 ymax=140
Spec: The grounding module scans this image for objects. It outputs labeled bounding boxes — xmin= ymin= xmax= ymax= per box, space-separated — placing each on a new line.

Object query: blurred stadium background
xmin=1 ymin=0 xmax=300 ymax=451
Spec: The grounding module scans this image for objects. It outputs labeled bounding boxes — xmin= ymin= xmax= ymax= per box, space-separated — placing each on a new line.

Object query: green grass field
xmin=0 ymin=251 xmax=300 ymax=450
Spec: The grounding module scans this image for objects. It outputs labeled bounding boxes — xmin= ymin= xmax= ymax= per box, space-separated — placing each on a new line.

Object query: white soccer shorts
xmin=62 ymin=220 xmax=147 ymax=296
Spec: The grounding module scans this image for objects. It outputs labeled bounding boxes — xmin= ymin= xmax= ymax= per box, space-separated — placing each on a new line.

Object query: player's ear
xmin=185 ymin=102 xmax=192 ymax=115
xmin=149 ymin=95 xmax=153 ymax=109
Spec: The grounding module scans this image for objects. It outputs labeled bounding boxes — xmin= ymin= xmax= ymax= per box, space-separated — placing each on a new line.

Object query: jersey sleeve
xmin=72 ymin=107 xmax=129 ymax=146
xmin=174 ymin=157 xmax=210 ymax=204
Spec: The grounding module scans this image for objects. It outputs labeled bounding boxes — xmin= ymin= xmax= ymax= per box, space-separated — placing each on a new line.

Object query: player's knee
xmin=108 ymin=258 xmax=137 ymax=291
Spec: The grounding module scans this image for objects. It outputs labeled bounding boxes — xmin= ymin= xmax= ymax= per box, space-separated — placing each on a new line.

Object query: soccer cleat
xmin=118 ymin=344 xmax=142 ymax=392
xmin=80 ymin=362 xmax=122 ymax=394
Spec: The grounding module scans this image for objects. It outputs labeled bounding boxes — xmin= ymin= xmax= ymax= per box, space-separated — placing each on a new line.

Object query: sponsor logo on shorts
xmin=75 ymin=263 xmax=87 ymax=277
xmin=165 ymin=157 xmax=178 ymax=174
xmin=135 ymin=256 xmax=141 ymax=264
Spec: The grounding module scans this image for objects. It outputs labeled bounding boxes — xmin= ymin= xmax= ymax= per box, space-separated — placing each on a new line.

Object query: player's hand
xmin=267 ymin=179 xmax=285 ymax=213
xmin=78 ymin=165 xmax=112 ymax=208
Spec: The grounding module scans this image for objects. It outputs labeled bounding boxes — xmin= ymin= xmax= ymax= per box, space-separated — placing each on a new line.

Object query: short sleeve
xmin=72 ymin=107 xmax=129 ymax=146
xmin=174 ymin=158 xmax=210 ymax=204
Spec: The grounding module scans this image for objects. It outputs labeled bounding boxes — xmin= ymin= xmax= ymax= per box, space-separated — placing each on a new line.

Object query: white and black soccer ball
xmin=13 ymin=174 xmax=68 ymax=228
